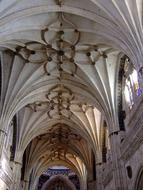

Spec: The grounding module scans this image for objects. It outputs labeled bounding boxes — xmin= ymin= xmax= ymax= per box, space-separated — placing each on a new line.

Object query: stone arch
xmin=41 ymin=175 xmax=76 ymax=190
xmin=134 ymin=167 xmax=143 ymax=190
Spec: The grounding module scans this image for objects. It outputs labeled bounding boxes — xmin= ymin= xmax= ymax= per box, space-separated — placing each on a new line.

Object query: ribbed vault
xmin=0 ymin=1 xmax=143 ymax=190
xmin=1 ymin=0 xmax=135 ymax=131
xmin=0 ymin=0 xmax=142 ymax=68
xmin=22 ymin=123 xmax=92 ymax=189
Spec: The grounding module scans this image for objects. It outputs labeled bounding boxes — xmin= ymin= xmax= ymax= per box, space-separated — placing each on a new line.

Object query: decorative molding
xmin=9 ymin=5 xmax=107 ymax=81
xmin=27 ymin=84 xmax=75 ymax=119
xmin=14 ymin=11 xmax=103 ymax=77
xmin=37 ymin=124 xmax=82 ymax=161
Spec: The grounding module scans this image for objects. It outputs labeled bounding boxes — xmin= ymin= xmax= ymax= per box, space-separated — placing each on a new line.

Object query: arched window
xmin=124 ymin=80 xmax=133 ymax=109
xmin=118 ymin=56 xmax=141 ymax=131
xmin=123 ymin=57 xmax=141 ymax=109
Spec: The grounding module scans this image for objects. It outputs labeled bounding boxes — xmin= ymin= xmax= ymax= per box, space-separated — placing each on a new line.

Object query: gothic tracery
xmin=0 ymin=0 xmax=143 ymax=190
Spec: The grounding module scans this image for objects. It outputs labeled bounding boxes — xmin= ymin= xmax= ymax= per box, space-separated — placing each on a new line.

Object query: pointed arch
xmin=41 ymin=175 xmax=76 ymax=190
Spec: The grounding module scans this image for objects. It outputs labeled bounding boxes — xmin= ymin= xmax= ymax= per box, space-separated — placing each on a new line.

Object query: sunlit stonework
xmin=0 ymin=0 xmax=143 ymax=190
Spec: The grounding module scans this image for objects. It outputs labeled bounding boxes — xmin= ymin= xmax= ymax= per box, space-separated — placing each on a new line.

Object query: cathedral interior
xmin=0 ymin=0 xmax=143 ymax=190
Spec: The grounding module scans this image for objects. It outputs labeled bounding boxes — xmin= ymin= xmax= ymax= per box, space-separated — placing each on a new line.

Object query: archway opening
xmin=38 ymin=166 xmax=80 ymax=190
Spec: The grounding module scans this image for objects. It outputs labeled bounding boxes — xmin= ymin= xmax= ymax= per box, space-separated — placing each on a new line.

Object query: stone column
xmin=0 ymin=129 xmax=7 ymax=157
xmin=87 ymin=180 xmax=96 ymax=190
xmin=10 ymin=161 xmax=22 ymax=190
xmin=0 ymin=129 xmax=13 ymax=190
xmin=32 ymin=177 xmax=39 ymax=190
xmin=109 ymin=130 xmax=129 ymax=190
xmin=95 ymin=164 xmax=103 ymax=190
xmin=22 ymin=180 xmax=29 ymax=190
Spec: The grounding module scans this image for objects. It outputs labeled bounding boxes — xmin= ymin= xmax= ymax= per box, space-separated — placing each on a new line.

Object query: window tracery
xmin=123 ymin=57 xmax=141 ymax=109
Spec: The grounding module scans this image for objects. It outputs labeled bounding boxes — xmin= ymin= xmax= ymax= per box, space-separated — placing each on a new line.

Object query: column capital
xmin=13 ymin=161 xmax=22 ymax=165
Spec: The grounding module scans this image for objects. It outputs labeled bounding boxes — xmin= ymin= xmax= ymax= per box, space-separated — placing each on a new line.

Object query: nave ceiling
xmin=0 ymin=0 xmax=143 ymax=187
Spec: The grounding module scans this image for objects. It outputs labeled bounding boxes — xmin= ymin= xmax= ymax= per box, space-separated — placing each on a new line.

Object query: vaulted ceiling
xmin=0 ymin=0 xmax=142 ymax=187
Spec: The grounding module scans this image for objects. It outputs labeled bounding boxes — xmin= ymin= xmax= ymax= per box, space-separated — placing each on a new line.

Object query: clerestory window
xmin=123 ymin=58 xmax=141 ymax=109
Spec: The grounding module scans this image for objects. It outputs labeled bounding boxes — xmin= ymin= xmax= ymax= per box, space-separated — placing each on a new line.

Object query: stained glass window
xmin=124 ymin=68 xmax=140 ymax=109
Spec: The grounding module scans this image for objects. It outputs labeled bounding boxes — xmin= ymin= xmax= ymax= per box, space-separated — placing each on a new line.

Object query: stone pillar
xmin=32 ymin=176 xmax=39 ymax=190
xmin=96 ymin=164 xmax=103 ymax=190
xmin=10 ymin=161 xmax=22 ymax=190
xmin=87 ymin=180 xmax=96 ymax=190
xmin=0 ymin=129 xmax=7 ymax=158
xmin=109 ymin=130 xmax=129 ymax=190
xmin=22 ymin=180 xmax=29 ymax=190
